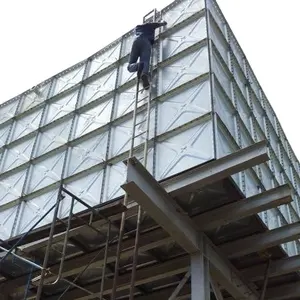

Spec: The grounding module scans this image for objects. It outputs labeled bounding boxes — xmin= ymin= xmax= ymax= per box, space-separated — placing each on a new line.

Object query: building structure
xmin=1 ymin=0 xmax=300 ymax=298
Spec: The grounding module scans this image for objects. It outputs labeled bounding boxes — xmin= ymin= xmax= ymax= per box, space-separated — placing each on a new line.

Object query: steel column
xmin=191 ymin=249 xmax=210 ymax=300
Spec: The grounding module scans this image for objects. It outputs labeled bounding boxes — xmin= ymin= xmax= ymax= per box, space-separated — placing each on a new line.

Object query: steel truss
xmin=1 ymin=141 xmax=300 ymax=299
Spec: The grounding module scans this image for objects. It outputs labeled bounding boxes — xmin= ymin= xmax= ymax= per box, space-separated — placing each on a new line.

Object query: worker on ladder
xmin=127 ymin=19 xmax=167 ymax=90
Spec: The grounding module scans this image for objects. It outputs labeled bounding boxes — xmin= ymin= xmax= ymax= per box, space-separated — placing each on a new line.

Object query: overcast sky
xmin=0 ymin=0 xmax=299 ymax=158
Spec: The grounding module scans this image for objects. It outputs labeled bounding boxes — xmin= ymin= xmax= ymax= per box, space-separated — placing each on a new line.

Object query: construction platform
xmin=1 ymin=141 xmax=300 ymax=299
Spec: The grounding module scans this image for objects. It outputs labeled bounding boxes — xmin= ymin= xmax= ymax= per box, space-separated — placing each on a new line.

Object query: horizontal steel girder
xmin=265 ymin=281 xmax=300 ymax=300
xmin=162 ymin=140 xmax=269 ymax=196
xmin=242 ymin=254 xmax=300 ymax=281
xmin=196 ymin=184 xmax=291 ymax=231
xmin=220 ymin=221 xmax=300 ymax=259
xmin=122 ymin=156 xmax=261 ymax=299
xmin=45 ymin=256 xmax=190 ymax=300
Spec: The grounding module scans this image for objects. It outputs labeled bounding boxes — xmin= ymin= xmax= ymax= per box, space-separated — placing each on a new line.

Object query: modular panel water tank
xmin=0 ymin=0 xmax=300 ymax=258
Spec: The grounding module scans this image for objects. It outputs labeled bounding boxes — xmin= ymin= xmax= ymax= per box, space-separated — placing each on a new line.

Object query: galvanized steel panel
xmin=34 ymin=118 xmax=72 ymax=157
xmin=0 ymin=205 xmax=19 ymax=240
xmin=156 ymin=78 xmax=211 ymax=135
xmin=14 ymin=189 xmax=58 ymax=236
xmin=161 ymin=15 xmax=207 ymax=60
xmin=208 ymin=15 xmax=228 ymax=64
xmin=102 ymin=160 xmax=127 ymax=202
xmin=19 ymin=83 xmax=51 ymax=113
xmin=65 ymin=169 xmax=104 ymax=209
xmin=0 ymin=169 xmax=27 ymax=206
xmin=114 ymin=86 xmax=148 ymax=119
xmin=0 ymin=124 xmax=11 ymax=147
xmin=73 ymin=98 xmax=113 ymax=138
xmin=89 ymin=42 xmax=121 ymax=76
xmin=213 ymin=79 xmax=236 ymax=135
xmin=155 ymin=117 xmax=214 ymax=180
xmin=80 ymin=70 xmax=117 ymax=107
xmin=52 ymin=65 xmax=85 ymax=96
xmin=25 ymin=151 xmax=65 ymax=194
xmin=163 ymin=0 xmax=205 ymax=28
xmin=44 ymin=90 xmax=79 ymax=125
xmin=211 ymin=49 xmax=231 ymax=97
xmin=67 ymin=132 xmax=108 ymax=176
xmin=1 ymin=137 xmax=35 ymax=172
xmin=10 ymin=109 xmax=42 ymax=142
xmin=0 ymin=100 xmax=19 ymax=125
xmin=159 ymin=46 xmax=209 ymax=95
xmin=109 ymin=108 xmax=156 ymax=158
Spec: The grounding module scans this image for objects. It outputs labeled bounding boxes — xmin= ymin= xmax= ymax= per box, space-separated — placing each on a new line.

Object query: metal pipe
xmin=0 ymin=246 xmax=43 ymax=270
xmin=169 ymin=269 xmax=191 ymax=300
xmin=35 ymin=189 xmax=62 ymax=300
xmin=61 ymin=187 xmax=99 ymax=216
xmin=46 ymin=196 xmax=75 ymax=285
xmin=0 ymin=202 xmax=58 ymax=263
xmin=61 ymin=278 xmax=95 ymax=295
xmin=57 ymin=237 xmax=114 ymax=299
xmin=260 ymin=258 xmax=271 ymax=300
xmin=110 ymin=196 xmax=128 ymax=300
xmin=100 ymin=222 xmax=111 ymax=299
xmin=23 ymin=264 xmax=35 ymax=300
xmin=129 ymin=205 xmax=143 ymax=300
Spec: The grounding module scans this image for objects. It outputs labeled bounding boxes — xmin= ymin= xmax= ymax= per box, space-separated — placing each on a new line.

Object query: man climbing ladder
xmin=127 ymin=19 xmax=167 ymax=89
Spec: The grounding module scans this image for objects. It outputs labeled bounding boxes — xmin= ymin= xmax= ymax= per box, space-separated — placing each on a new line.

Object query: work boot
xmin=141 ymin=73 xmax=150 ymax=90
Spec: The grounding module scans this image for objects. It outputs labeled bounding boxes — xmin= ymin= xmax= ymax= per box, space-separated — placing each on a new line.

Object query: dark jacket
xmin=135 ymin=22 xmax=166 ymax=45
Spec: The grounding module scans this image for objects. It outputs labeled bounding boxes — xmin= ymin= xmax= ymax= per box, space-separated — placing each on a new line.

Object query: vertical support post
xmin=190 ymin=239 xmax=210 ymax=300
xmin=35 ymin=188 xmax=62 ymax=300
xmin=259 ymin=258 xmax=271 ymax=300
xmin=100 ymin=222 xmax=111 ymax=299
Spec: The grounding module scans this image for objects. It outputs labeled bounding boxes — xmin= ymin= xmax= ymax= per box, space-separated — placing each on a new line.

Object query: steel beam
xmin=242 ymin=254 xmax=300 ymax=281
xmin=220 ymin=222 xmax=300 ymax=259
xmin=195 ymin=184 xmax=291 ymax=231
xmin=122 ymin=157 xmax=259 ymax=300
xmin=265 ymin=282 xmax=300 ymax=300
xmin=43 ymin=256 xmax=190 ymax=300
xmin=163 ymin=140 xmax=269 ymax=196
xmin=0 ymin=230 xmax=172 ymax=295
xmin=135 ymin=285 xmax=191 ymax=300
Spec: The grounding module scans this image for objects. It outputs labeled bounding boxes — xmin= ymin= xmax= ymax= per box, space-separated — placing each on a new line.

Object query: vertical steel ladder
xmin=111 ymin=8 xmax=160 ymax=300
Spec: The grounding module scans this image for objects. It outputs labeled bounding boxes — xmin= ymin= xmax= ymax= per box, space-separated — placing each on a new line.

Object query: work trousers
xmin=127 ymin=36 xmax=152 ymax=77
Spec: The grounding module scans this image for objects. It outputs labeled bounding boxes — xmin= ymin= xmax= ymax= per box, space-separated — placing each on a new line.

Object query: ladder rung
xmin=124 ymin=229 xmax=137 ymax=236
xmin=135 ymin=119 xmax=146 ymax=126
xmin=125 ymin=214 xmax=138 ymax=221
xmin=134 ymin=131 xmax=146 ymax=138
xmin=137 ymin=97 xmax=147 ymax=103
